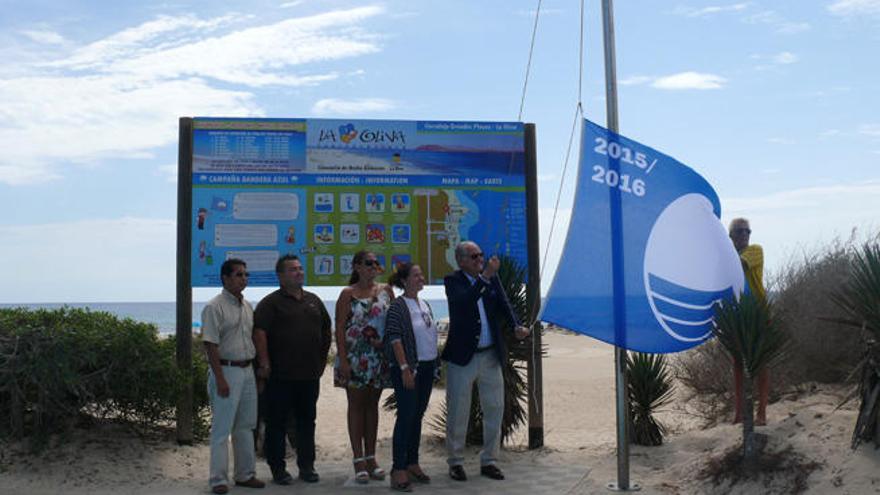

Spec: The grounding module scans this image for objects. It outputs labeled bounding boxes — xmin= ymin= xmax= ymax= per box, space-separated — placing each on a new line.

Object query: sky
xmin=1 ymin=0 xmax=879 ymax=303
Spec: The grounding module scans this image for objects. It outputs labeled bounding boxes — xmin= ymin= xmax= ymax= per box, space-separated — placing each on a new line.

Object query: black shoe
xmin=480 ymin=464 xmax=505 ymax=480
xmin=234 ymin=477 xmax=266 ymax=489
xmin=298 ymin=468 xmax=320 ymax=483
xmin=271 ymin=469 xmax=294 ymax=485
xmin=449 ymin=465 xmax=467 ymax=481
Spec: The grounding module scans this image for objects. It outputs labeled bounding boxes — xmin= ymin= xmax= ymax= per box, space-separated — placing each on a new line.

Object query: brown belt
xmin=220 ymin=359 xmax=253 ymax=367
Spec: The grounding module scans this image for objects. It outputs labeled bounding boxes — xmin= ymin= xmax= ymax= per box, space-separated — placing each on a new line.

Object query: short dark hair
xmin=221 ymin=258 xmax=246 ymax=278
xmin=388 ymin=262 xmax=415 ymax=289
xmin=275 ymin=254 xmax=300 ymax=273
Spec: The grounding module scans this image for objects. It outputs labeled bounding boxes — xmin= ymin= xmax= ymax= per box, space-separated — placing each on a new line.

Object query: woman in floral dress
xmin=334 ymin=250 xmax=394 ymax=483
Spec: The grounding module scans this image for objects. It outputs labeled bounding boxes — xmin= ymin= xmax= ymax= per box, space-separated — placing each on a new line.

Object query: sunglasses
xmin=361 ymin=260 xmax=380 ymax=267
xmin=470 ymin=252 xmax=484 ymax=260
xmin=421 ymin=309 xmax=433 ymax=329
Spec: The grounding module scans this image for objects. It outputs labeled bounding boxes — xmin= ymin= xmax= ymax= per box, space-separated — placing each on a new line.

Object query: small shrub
xmin=828 ymin=242 xmax=880 ymax=448
xmin=712 ymin=293 xmax=788 ymax=466
xmin=771 ymin=236 xmax=864 ymax=386
xmin=627 ymin=352 xmax=674 ymax=446
xmin=0 ymin=307 xmax=209 ymax=448
xmin=673 ymin=339 xmax=734 ymax=424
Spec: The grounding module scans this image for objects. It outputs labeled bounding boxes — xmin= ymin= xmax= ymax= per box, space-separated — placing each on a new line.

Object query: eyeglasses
xmin=470 ymin=252 xmax=484 ymax=260
xmin=733 ymin=228 xmax=751 ymax=235
xmin=232 ymin=272 xmax=250 ymax=278
xmin=362 ymin=260 xmax=379 ymax=267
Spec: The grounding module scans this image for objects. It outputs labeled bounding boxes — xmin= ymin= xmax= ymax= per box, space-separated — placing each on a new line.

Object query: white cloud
xmin=311 ymin=97 xmax=397 ymax=115
xmin=651 ymin=72 xmax=727 ymax=90
xmin=828 ymin=0 xmax=880 ymax=16
xmin=1 ymin=217 xmax=176 ymax=302
xmin=772 ymin=51 xmax=798 ymax=64
xmin=675 ymin=3 xmax=751 ymax=17
xmin=776 ymin=22 xmax=811 ymax=34
xmin=725 ymin=180 xmax=880 ymax=212
xmin=0 ymin=77 xmax=260 ymax=185
xmin=619 ymin=72 xmax=727 ymax=89
xmin=280 ymin=0 xmax=307 ymax=7
xmin=0 ymin=7 xmax=386 ymax=185
xmin=859 ymin=124 xmax=880 ymax=137
xmin=745 ymin=10 xmax=811 ymax=34
xmin=619 ymin=75 xmax=655 ymax=86
xmin=751 ymin=51 xmax=799 ymax=70
xmin=20 ymin=29 xmax=66 ymax=45
xmin=820 ymin=129 xmax=842 ymax=138
xmin=51 ymin=9 xmax=383 ymax=87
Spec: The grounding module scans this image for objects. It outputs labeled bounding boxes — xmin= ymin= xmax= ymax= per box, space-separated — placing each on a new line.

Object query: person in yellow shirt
xmin=729 ymin=218 xmax=769 ymax=425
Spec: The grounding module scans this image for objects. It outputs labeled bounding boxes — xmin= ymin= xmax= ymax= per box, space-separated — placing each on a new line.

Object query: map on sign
xmin=190 ymin=118 xmax=527 ymax=287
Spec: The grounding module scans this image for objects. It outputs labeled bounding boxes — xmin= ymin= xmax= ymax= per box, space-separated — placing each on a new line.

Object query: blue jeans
xmin=390 ymin=361 xmax=435 ymax=470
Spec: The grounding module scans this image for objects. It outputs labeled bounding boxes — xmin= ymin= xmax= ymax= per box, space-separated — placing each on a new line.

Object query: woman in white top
xmin=384 ymin=263 xmax=438 ymax=491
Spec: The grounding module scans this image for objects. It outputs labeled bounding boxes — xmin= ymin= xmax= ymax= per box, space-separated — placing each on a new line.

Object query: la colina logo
xmin=318 ymin=123 xmax=407 ymax=146
xmin=643 ymin=193 xmax=745 ymax=343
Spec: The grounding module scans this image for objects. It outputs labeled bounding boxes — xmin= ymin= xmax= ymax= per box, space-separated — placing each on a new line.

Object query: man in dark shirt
xmin=254 ymin=255 xmax=332 ymax=485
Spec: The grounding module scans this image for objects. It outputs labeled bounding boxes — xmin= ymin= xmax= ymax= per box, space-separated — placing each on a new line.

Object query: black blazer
xmin=440 ymin=270 xmax=519 ymax=366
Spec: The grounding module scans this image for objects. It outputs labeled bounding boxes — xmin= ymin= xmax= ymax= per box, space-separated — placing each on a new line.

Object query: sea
xmin=0 ymin=300 xmax=451 ymax=335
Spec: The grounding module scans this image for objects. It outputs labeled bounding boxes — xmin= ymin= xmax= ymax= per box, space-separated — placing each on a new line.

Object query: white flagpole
xmin=601 ymin=0 xmax=640 ymax=491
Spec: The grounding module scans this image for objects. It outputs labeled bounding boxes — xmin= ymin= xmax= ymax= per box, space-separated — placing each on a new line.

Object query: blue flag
xmin=540 ymin=119 xmax=744 ymax=353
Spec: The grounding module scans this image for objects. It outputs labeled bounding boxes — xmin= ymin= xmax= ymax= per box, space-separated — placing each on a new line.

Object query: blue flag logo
xmin=540 ymin=120 xmax=744 ymax=353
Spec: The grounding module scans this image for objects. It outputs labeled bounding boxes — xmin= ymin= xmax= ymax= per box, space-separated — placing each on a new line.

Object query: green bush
xmin=627 ymin=352 xmax=675 ymax=446
xmin=0 ymin=307 xmax=209 ymax=447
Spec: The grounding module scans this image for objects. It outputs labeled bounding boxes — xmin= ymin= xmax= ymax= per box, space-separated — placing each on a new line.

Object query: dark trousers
xmin=264 ymin=378 xmax=319 ymax=473
xmin=390 ymin=361 xmax=435 ymax=471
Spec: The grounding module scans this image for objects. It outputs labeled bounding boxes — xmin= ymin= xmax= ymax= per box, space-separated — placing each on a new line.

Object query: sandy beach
xmin=2 ymin=331 xmax=878 ymax=494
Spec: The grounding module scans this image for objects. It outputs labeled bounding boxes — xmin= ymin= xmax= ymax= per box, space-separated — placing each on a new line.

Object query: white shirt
xmin=404 ymin=296 xmax=438 ymax=361
xmin=463 ymin=272 xmax=492 ymax=348
xmin=201 ymin=289 xmax=256 ymax=361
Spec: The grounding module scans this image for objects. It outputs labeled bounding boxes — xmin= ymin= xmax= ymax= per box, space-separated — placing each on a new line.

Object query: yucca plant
xmin=712 ymin=292 xmax=788 ymax=467
xmin=828 ymin=242 xmax=880 ymax=449
xmin=626 ymin=352 xmax=675 ymax=446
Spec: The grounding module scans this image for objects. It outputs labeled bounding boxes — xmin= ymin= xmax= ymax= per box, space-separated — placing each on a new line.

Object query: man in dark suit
xmin=442 ymin=241 xmax=529 ymax=482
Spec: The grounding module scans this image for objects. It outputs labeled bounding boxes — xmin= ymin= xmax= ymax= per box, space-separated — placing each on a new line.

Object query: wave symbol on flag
xmin=646 ymin=274 xmax=733 ymax=341
xmin=643 ymin=193 xmax=745 ymax=344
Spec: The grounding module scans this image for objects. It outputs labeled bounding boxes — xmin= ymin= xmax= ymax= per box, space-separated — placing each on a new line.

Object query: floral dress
xmin=334 ymin=290 xmax=392 ymax=389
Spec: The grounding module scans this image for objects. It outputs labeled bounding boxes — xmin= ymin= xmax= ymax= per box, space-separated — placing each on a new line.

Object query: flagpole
xmin=602 ymin=0 xmax=639 ymax=491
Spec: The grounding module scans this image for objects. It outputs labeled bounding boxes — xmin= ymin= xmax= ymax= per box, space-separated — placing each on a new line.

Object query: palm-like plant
xmin=712 ymin=292 xmax=788 ymax=467
xmin=626 ymin=352 xmax=675 ymax=446
xmin=828 ymin=243 xmax=880 ymax=449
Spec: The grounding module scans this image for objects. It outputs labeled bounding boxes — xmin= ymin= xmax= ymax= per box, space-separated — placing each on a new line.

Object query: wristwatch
xmin=399 ymin=363 xmax=409 ymax=371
